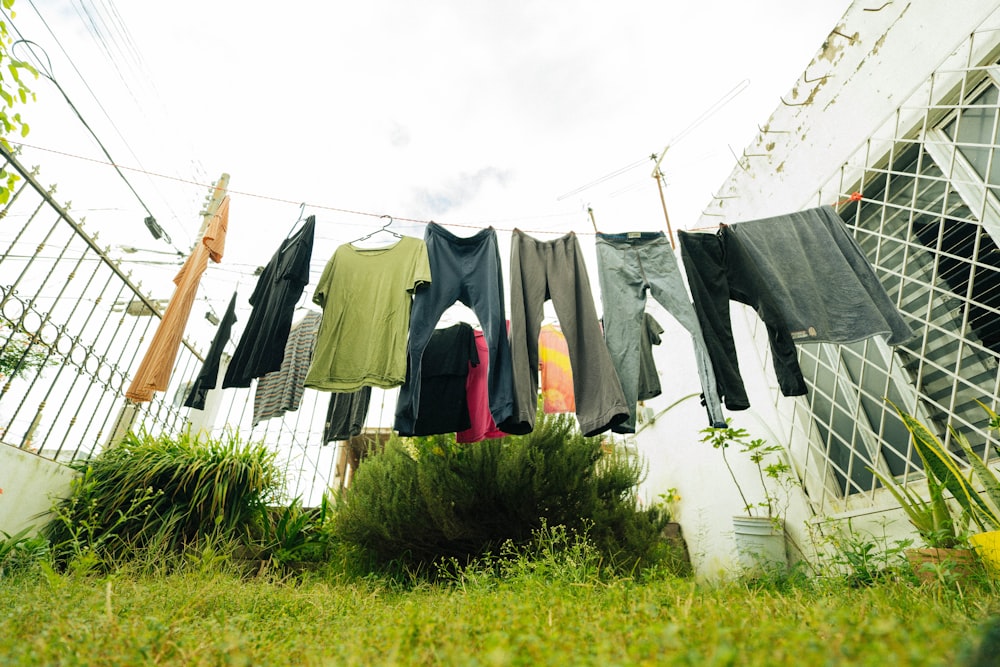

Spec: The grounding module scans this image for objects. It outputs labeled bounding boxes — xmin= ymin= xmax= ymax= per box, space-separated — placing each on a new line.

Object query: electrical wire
xmin=14 ymin=0 xmax=192 ymax=247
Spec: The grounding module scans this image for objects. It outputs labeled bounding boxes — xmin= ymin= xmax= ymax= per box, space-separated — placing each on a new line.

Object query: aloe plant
xmin=889 ymin=400 xmax=1000 ymax=533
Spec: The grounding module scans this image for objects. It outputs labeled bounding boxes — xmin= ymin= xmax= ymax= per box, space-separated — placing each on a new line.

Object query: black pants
xmin=395 ymin=223 xmax=514 ymax=434
xmin=678 ymin=228 xmax=806 ymax=410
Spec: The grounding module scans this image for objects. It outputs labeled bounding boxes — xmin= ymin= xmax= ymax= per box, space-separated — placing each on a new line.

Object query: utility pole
xmin=106 ymin=174 xmax=231 ymax=448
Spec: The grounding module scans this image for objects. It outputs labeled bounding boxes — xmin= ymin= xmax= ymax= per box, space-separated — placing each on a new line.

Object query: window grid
xmin=785 ymin=32 xmax=1000 ymax=516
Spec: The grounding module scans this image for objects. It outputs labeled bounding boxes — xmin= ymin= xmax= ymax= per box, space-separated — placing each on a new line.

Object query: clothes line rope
xmin=10 ymin=139 xmax=606 ymax=236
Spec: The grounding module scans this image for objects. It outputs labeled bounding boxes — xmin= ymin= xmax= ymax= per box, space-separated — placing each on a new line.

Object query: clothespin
xmin=587 ymin=206 xmax=599 ymax=233
xmin=835 ymin=191 xmax=863 ymax=208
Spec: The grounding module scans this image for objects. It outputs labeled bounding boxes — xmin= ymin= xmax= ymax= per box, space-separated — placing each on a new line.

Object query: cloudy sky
xmin=5 ymin=0 xmax=850 ymax=340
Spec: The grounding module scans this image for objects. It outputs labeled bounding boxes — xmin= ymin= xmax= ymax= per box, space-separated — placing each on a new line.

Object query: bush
xmin=42 ymin=429 xmax=282 ymax=568
xmin=333 ymin=411 xmax=672 ymax=575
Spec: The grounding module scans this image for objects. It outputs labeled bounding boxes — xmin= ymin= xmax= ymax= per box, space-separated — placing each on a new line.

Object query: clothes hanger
xmin=350 ymin=214 xmax=403 ymax=246
xmin=286 ymin=202 xmax=310 ymax=238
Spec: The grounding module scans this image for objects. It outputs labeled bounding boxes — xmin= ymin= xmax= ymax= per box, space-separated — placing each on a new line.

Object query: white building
xmin=637 ymin=0 xmax=1000 ymax=577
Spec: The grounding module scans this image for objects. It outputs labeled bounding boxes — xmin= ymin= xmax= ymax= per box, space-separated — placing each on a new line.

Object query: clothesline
xmin=10 ymin=139 xmax=632 ymax=238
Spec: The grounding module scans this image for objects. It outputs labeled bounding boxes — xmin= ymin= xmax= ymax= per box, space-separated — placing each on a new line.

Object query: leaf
xmin=889 ymin=400 xmax=992 ymax=530
xmin=951 ymin=429 xmax=1000 ymax=530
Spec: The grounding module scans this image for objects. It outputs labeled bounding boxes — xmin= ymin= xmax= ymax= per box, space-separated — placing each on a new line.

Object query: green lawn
xmin=2 ymin=563 xmax=996 ymax=666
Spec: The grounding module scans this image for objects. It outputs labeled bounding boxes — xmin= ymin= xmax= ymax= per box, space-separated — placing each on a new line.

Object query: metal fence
xmin=0 ymin=144 xmax=201 ymax=462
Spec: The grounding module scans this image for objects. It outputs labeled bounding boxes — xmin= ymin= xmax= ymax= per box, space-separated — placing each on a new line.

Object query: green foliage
xmin=701 ymin=423 xmax=793 ymax=519
xmin=0 ymin=0 xmax=37 ymax=204
xmin=868 ymin=463 xmax=966 ymax=548
xmin=248 ymin=494 xmax=338 ymax=569
xmin=333 ymin=411 xmax=671 ymax=575
xmin=0 ymin=323 xmax=57 ymax=380
xmin=0 ymin=526 xmax=49 ymax=577
xmin=0 ymin=562 xmax=994 ymax=665
xmin=889 ymin=400 xmax=1000 ymax=533
xmin=823 ymin=521 xmax=913 ymax=588
xmin=41 ymin=429 xmax=282 ymax=569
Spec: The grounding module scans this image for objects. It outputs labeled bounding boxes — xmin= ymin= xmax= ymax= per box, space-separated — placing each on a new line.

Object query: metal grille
xmin=0 ymin=145 xmax=202 ymax=461
xmin=785 ymin=36 xmax=1000 ymax=515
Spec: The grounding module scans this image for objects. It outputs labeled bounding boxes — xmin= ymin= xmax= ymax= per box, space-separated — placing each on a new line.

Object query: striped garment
xmin=252 ymin=310 xmax=321 ymax=426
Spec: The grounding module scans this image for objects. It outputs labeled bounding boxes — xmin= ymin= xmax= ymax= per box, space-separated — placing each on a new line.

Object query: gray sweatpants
xmin=596 ymin=232 xmax=726 ymax=432
xmin=503 ymin=230 xmax=628 ymax=437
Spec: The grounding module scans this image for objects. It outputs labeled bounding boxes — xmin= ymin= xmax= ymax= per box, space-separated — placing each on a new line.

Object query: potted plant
xmin=889 ymin=400 xmax=1000 ymax=577
xmin=701 ymin=423 xmax=792 ymax=573
xmin=867 ymin=462 xmax=978 ymax=583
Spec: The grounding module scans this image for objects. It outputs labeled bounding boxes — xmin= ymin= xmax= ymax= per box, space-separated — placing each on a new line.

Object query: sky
xmin=4 ymin=0 xmax=852 ymax=347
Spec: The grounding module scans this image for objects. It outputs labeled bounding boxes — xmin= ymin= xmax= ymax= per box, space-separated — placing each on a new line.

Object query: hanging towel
xmin=183 ymin=291 xmax=238 ymax=410
xmin=223 ymin=216 xmax=315 ymax=388
xmin=305 ymin=236 xmax=431 ymax=392
xmin=126 ymin=196 xmax=229 ymax=402
xmin=727 ymin=206 xmax=915 ymax=345
xmin=252 ymin=310 xmax=322 ymax=426
xmin=539 ymin=323 xmax=575 ymax=414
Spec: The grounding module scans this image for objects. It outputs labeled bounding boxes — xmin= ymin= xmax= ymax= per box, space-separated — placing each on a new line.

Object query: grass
xmin=2 ymin=556 xmax=998 ymax=666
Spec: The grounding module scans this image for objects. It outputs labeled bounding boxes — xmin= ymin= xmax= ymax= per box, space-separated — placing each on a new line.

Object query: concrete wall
xmin=636 ymin=0 xmax=1000 ymax=579
xmin=0 ymin=444 xmax=75 ymax=536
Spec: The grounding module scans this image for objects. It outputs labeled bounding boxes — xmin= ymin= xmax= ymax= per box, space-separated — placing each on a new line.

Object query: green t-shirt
xmin=305 ymin=236 xmax=431 ymax=391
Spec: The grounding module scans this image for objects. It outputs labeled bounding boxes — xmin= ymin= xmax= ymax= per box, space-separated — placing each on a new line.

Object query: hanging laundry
xmin=505 ymin=230 xmax=628 ymax=437
xmin=223 ymin=215 xmax=315 ymax=388
xmin=637 ymin=312 xmax=664 ymax=402
xmin=726 ymin=205 xmax=915 ymax=345
xmin=324 ymin=387 xmax=373 ymax=443
xmin=251 ymin=310 xmax=322 ymax=426
xmin=398 ymin=322 xmax=478 ymax=437
xmin=305 ymin=235 xmax=430 ymax=391
xmin=677 ymin=228 xmax=806 ymax=412
xmin=183 ymin=291 xmax=238 ymax=410
xmin=126 ymin=196 xmax=229 ymax=402
xmin=395 ymin=223 xmax=514 ymax=434
xmin=595 ymin=231 xmax=726 ymax=432
xmin=456 ymin=329 xmax=507 ymax=443
xmin=539 ymin=323 xmax=575 ymax=414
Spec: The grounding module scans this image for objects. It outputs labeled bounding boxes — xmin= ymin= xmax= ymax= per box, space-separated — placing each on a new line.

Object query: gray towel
xmin=727 ymin=206 xmax=914 ymax=346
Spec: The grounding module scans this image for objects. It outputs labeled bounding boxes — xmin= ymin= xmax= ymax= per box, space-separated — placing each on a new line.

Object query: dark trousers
xmin=504 ymin=230 xmax=628 ymax=437
xmin=678 ymin=228 xmax=806 ymax=411
xmin=394 ymin=223 xmax=514 ymax=433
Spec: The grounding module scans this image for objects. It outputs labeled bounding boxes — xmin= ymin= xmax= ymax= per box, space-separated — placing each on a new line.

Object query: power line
xmin=15 ymin=0 xmax=192 ymax=247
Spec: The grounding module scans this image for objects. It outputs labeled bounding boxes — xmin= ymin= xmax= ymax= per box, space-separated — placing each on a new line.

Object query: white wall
xmin=636 ymin=0 xmax=1000 ymax=579
xmin=0 ymin=445 xmax=75 ymax=536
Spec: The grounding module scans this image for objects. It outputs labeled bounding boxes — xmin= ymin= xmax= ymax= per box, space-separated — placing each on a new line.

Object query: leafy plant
xmin=0 ymin=0 xmax=37 ymax=204
xmin=888 ymin=401 xmax=1000 ymax=533
xmin=333 ymin=410 xmax=671 ymax=575
xmin=0 ymin=526 xmax=49 ymax=577
xmin=42 ymin=429 xmax=282 ymax=568
xmin=867 ymin=464 xmax=966 ymax=549
xmin=825 ymin=520 xmax=912 ymax=588
xmin=700 ymin=423 xmax=793 ymax=519
xmin=0 ymin=325 xmax=56 ymax=380
xmin=250 ymin=495 xmax=336 ymax=569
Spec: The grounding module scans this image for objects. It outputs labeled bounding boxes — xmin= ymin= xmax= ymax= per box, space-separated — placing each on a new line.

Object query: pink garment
xmin=456 ymin=329 xmax=506 ymax=443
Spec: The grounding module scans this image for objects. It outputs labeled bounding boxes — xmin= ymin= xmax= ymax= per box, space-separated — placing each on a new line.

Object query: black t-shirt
xmin=406 ymin=322 xmax=479 ymax=437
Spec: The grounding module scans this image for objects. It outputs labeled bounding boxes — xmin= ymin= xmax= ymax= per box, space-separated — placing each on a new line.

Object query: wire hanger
xmin=286 ymin=202 xmax=310 ymax=238
xmin=350 ymin=214 xmax=403 ymax=245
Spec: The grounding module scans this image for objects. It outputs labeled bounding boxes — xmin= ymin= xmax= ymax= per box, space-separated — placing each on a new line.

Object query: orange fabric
xmin=126 ymin=196 xmax=229 ymax=402
xmin=539 ymin=323 xmax=575 ymax=413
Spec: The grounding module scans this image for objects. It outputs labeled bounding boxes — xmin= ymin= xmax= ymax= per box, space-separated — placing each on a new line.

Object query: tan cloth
xmin=126 ymin=196 xmax=229 ymax=402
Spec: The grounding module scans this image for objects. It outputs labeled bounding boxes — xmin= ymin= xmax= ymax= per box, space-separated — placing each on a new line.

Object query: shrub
xmin=42 ymin=429 xmax=282 ymax=568
xmin=333 ymin=411 xmax=672 ymax=575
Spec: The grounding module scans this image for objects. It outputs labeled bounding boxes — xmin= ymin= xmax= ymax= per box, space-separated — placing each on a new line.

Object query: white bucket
xmin=732 ymin=516 xmax=788 ymax=573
